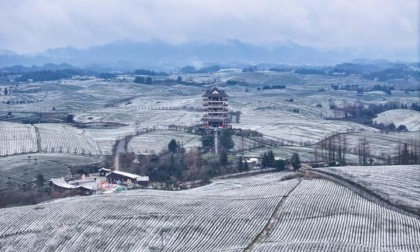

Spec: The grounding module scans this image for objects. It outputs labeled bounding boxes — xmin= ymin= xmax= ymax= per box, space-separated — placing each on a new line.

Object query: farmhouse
xmin=99 ymin=168 xmax=111 ymax=176
xmin=106 ymin=171 xmax=149 ymax=187
xmin=202 ymin=87 xmax=230 ymax=128
xmin=50 ymin=178 xmax=97 ymax=195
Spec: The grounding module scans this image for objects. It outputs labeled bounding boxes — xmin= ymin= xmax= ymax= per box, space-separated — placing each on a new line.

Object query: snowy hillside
xmin=0 ymin=122 xmax=37 ymax=156
xmin=374 ymin=109 xmax=420 ymax=131
xmin=318 ymin=165 xmax=420 ymax=215
xmin=0 ymin=171 xmax=419 ymax=251
xmin=36 ymin=124 xmax=101 ymax=155
xmin=0 ymin=122 xmax=102 ymax=157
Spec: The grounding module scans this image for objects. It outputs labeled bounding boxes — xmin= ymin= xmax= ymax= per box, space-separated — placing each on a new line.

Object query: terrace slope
xmin=317 ymin=165 xmax=420 ymax=215
xmin=0 ymin=122 xmax=101 ymax=157
xmin=0 ymin=171 xmax=419 ymax=251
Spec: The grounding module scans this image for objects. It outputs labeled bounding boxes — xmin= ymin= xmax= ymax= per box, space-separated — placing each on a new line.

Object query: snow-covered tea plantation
xmin=0 ymin=121 xmax=101 ymax=157
xmin=318 ymin=165 xmax=420 ymax=215
xmin=0 ymin=171 xmax=419 ymax=251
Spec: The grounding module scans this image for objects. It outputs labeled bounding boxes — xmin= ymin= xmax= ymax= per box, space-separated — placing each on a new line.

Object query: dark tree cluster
xmin=200 ymin=128 xmax=234 ymax=153
xmin=291 ymin=153 xmax=301 ymax=171
xmin=269 ymin=68 xmax=292 ymax=73
xmin=134 ymin=76 xmax=153 ymax=84
xmin=261 ymin=85 xmax=286 ymax=90
xmin=196 ymin=65 xmax=220 ymax=73
xmin=331 ymin=101 xmax=413 ymax=121
xmin=371 ymin=84 xmax=394 ymax=95
xmin=261 ymin=150 xmax=286 ymax=171
xmin=294 ymin=68 xmax=325 ymax=75
xmin=237 ymin=156 xmax=250 ymax=172
xmin=242 ymin=66 xmax=257 ymax=72
xmin=394 ymin=142 xmax=419 ymax=165
xmin=315 ymin=134 xmax=348 ymax=166
xmin=134 ymin=69 xmax=168 ymax=76
xmin=99 ymin=73 xmax=116 ymax=79
xmin=15 ymin=69 xmax=88 ymax=82
xmin=261 ymin=150 xmax=275 ymax=168
xmin=363 ymin=68 xmax=419 ymax=81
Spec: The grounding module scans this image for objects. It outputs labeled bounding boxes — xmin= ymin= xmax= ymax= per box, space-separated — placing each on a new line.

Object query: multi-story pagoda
xmin=202 ymin=87 xmax=230 ymax=128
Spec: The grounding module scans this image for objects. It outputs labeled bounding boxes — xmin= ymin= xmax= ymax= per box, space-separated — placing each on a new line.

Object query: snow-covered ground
xmin=374 ymin=109 xmax=420 ymax=131
xmin=3 ymin=74 xmax=415 ymax=157
xmin=318 ymin=165 xmax=420 ymax=214
xmin=254 ymin=179 xmax=420 ymax=251
xmin=127 ymin=130 xmax=201 ymax=155
xmin=0 ymin=172 xmax=419 ymax=251
xmin=36 ymin=123 xmax=101 ymax=155
xmin=0 ymin=121 xmax=37 ymax=156
xmin=0 ymin=122 xmax=101 ymax=156
xmin=0 ymin=153 xmax=103 ymax=190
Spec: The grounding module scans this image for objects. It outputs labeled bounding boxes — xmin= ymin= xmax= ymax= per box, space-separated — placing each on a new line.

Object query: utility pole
xmin=214 ymin=128 xmax=219 ymax=155
xmin=241 ymin=135 xmax=244 ymax=156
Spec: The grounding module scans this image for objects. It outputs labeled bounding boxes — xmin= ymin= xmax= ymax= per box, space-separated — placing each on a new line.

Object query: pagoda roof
xmin=202 ymin=87 xmax=228 ymax=98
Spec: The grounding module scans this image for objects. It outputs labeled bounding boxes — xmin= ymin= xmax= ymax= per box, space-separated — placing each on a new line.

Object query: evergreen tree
xmin=238 ymin=156 xmax=244 ymax=172
xmin=36 ymin=173 xmax=44 ymax=187
xmin=244 ymin=160 xmax=249 ymax=171
xmin=219 ymin=150 xmax=228 ymax=168
xmin=219 ymin=129 xmax=234 ymax=151
xmin=262 ymin=152 xmax=269 ymax=168
xmin=201 ymin=134 xmax=214 ymax=149
xmin=402 ymin=143 xmax=410 ymax=165
xmin=274 ymin=159 xmax=285 ymax=171
xmin=145 ymin=76 xmax=153 ymax=84
xmin=268 ymin=150 xmax=275 ymax=167
xmin=168 ymin=139 xmax=178 ymax=154
xmin=134 ymin=76 xmax=145 ymax=83
xmin=291 ymin=153 xmax=301 ymax=171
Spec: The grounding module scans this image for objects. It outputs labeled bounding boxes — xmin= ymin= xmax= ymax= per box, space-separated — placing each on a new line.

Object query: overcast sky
xmin=0 ymin=0 xmax=418 ymax=54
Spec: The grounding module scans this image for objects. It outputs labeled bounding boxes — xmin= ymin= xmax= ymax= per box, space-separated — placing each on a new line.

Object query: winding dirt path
xmin=32 ymin=125 xmax=42 ymax=152
xmin=244 ymin=178 xmax=302 ymax=252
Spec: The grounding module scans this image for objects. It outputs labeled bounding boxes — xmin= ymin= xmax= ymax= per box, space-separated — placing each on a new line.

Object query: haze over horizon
xmin=0 ymin=0 xmax=418 ymax=67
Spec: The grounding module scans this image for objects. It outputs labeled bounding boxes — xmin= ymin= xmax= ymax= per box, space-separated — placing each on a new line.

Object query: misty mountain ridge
xmin=0 ymin=39 xmax=417 ymax=70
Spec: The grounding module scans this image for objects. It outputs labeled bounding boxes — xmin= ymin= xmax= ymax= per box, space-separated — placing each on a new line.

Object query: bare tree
xmin=358 ymin=137 xmax=370 ymax=165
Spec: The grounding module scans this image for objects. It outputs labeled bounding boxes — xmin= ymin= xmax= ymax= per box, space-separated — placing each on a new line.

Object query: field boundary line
xmin=308 ymin=169 xmax=420 ymax=220
xmin=32 ymin=125 xmax=42 ymax=152
xmin=244 ymin=178 xmax=302 ymax=252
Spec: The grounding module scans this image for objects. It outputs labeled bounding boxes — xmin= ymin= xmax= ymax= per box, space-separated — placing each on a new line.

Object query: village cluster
xmin=50 ymin=169 xmax=150 ymax=195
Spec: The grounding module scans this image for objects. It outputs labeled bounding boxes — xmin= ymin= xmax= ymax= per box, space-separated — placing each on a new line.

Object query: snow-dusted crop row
xmin=318 ymin=165 xmax=420 ymax=215
xmin=36 ymin=124 xmax=101 ymax=156
xmin=0 ymin=122 xmax=102 ymax=157
xmin=254 ymin=179 xmax=420 ymax=251
xmin=1 ymin=170 xmax=419 ymax=251
xmin=0 ymin=174 xmax=300 ymax=251
xmin=0 ymin=122 xmax=37 ymax=156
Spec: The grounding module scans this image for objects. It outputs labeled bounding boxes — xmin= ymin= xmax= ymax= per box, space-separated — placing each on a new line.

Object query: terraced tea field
xmin=317 ymin=165 xmax=420 ymax=215
xmin=0 ymin=122 xmax=101 ymax=157
xmin=0 ymin=169 xmax=419 ymax=251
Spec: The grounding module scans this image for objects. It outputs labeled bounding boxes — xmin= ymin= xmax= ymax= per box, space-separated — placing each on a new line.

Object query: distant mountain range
xmin=0 ymin=40 xmax=417 ymax=70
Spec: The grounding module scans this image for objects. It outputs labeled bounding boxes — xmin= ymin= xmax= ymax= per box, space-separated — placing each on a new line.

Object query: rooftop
xmin=202 ymin=87 xmax=228 ymax=98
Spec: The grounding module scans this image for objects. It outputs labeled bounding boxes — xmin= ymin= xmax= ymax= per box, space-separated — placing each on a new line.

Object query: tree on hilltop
xmin=291 ymin=153 xmax=301 ymax=171
xmin=168 ymin=139 xmax=178 ymax=154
